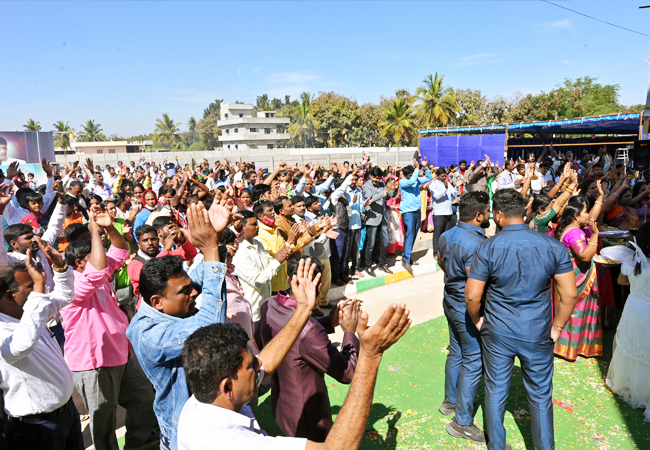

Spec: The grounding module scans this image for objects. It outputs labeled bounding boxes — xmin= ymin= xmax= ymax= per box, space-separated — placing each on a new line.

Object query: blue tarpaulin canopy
xmin=419 ymin=134 xmax=507 ymax=167
xmin=420 ymin=112 xmax=641 ymax=136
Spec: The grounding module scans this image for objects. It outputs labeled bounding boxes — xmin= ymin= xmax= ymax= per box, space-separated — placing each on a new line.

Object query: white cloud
xmin=455 ymin=53 xmax=504 ymax=67
xmin=533 ymin=19 xmax=575 ymax=34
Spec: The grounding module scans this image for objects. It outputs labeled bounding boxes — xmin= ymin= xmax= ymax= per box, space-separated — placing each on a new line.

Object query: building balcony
xmin=218 ymin=132 xmax=290 ymax=142
xmin=217 ymin=117 xmax=290 ymax=127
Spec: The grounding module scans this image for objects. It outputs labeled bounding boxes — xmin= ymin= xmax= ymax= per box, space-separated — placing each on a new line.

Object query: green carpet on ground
xmin=255 ymin=315 xmax=649 ymax=450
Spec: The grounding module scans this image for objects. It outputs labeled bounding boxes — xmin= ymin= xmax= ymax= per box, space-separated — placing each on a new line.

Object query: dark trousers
xmin=401 ymin=211 xmax=421 ymax=264
xmin=5 ymin=401 xmax=84 ymax=450
xmin=433 ymin=214 xmax=453 ymax=254
xmin=481 ymin=330 xmax=555 ymax=450
xmin=361 ymin=218 xmax=389 ymax=269
xmin=330 ymin=230 xmax=350 ymax=281
xmin=347 ymin=228 xmax=361 ymax=274
xmin=443 ymin=304 xmax=483 ymax=427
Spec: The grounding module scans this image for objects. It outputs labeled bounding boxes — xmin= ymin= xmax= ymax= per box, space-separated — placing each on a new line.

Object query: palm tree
xmin=289 ymin=93 xmax=318 ymax=147
xmin=379 ymin=98 xmax=416 ymax=145
xmin=23 ymin=119 xmax=42 ymax=132
xmin=187 ymin=116 xmax=197 ymax=145
xmin=53 ymin=121 xmax=75 ymax=150
xmin=414 ymin=73 xmax=459 ymax=128
xmin=154 ymin=113 xmax=182 ymax=149
xmin=78 ymin=120 xmax=105 ymax=142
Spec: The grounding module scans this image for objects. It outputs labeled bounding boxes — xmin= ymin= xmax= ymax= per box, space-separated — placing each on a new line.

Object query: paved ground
xmin=328 ymin=269 xmax=444 ymax=346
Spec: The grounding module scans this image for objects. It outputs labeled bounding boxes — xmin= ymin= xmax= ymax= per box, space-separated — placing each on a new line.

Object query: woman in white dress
xmin=606 ymin=221 xmax=650 ymax=422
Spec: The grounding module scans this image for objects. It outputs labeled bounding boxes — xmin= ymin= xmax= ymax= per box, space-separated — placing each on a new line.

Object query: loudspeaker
xmin=634 ymin=140 xmax=650 ymax=172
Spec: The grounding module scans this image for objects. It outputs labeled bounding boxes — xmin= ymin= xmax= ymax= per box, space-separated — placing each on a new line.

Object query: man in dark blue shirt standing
xmin=438 ymin=191 xmax=491 ymax=445
xmin=465 ymin=189 xmax=578 ymax=450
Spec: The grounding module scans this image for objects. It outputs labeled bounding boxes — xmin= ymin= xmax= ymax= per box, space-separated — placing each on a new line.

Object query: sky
xmin=2 ymin=0 xmax=650 ymax=137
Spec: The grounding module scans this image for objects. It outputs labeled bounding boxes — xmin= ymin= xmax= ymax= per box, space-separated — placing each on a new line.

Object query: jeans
xmin=481 ymin=330 xmax=555 ymax=450
xmin=73 ymin=357 xmax=157 ymax=450
xmin=443 ymin=304 xmax=483 ymax=426
xmin=347 ymin=228 xmax=361 ymax=274
xmin=433 ymin=214 xmax=453 ymax=254
xmin=401 ymin=211 xmax=421 ymax=264
xmin=4 ymin=401 xmax=84 ymax=450
xmin=330 ymin=229 xmax=350 ymax=281
xmin=361 ymin=218 xmax=389 ymax=269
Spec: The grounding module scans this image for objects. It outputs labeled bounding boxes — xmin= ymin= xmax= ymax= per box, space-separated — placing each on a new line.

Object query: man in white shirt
xmin=0 ymin=242 xmax=84 ymax=450
xmin=430 ymin=167 xmax=458 ymax=255
xmin=530 ymin=162 xmax=554 ymax=194
xmin=92 ymin=172 xmax=113 ymax=200
xmin=496 ymin=160 xmax=521 ymax=191
xmin=232 ymin=210 xmax=291 ymax=346
xmin=177 ymin=264 xmax=412 ymax=450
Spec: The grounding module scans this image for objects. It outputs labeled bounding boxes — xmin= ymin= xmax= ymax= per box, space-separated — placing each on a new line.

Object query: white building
xmin=217 ymin=103 xmax=290 ymax=151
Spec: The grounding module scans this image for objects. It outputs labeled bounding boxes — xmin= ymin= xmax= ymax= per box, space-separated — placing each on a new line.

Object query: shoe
xmin=412 ymin=261 xmax=419 ymax=266
xmin=402 ymin=262 xmax=413 ymax=272
xmin=365 ymin=267 xmax=376 ymax=277
xmin=378 ymin=265 xmax=393 ymax=274
xmin=446 ymin=417 xmax=486 ymax=444
xmin=354 ymin=271 xmax=364 ymax=278
xmin=311 ymin=308 xmax=325 ymax=317
xmin=438 ymin=400 xmax=456 ymax=415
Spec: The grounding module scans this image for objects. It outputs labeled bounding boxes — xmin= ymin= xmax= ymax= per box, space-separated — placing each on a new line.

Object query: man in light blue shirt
xmin=430 ymin=167 xmax=458 ymax=255
xmin=399 ymin=157 xmax=432 ymax=271
xmin=345 ymin=173 xmax=364 ymax=277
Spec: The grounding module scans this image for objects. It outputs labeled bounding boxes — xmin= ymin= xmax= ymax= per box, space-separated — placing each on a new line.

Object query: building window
xmin=226 ymin=129 xmax=229 ymax=134
xmin=265 ymin=128 xmax=271 ymax=134
xmin=268 ymin=144 xmax=274 ymax=149
xmin=235 ymin=144 xmax=238 ymax=150
xmin=228 ymin=145 xmax=231 ymax=149
xmin=234 ymin=128 xmax=238 ymax=133
xmin=96 ymin=149 xmax=103 ymax=154
xmin=108 ymin=149 xmax=115 ymax=154
xmin=225 ymin=113 xmax=228 ymax=118
xmin=239 ymin=113 xmax=243 ymax=118
xmin=250 ymin=128 xmax=257 ymax=133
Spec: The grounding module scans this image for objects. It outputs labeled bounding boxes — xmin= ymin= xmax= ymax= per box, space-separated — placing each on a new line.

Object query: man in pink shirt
xmin=61 ymin=210 xmax=157 ymax=450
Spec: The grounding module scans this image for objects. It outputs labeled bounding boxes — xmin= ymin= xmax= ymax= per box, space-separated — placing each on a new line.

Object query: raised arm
xmin=306 ymin=304 xmax=411 ymax=450
xmin=258 ymin=258 xmax=320 ymax=378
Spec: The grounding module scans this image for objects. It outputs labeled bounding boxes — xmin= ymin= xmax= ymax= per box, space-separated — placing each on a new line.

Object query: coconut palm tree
xmin=379 ymin=98 xmax=416 ymax=145
xmin=23 ymin=119 xmax=42 ymax=132
xmin=187 ymin=116 xmax=197 ymax=145
xmin=289 ymin=93 xmax=318 ymax=147
xmin=414 ymin=73 xmax=459 ymax=128
xmin=78 ymin=120 xmax=105 ymax=142
xmin=154 ymin=113 xmax=182 ymax=149
xmin=53 ymin=121 xmax=75 ymax=150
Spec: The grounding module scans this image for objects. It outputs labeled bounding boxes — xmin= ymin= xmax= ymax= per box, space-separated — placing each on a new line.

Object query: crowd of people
xmin=0 ymin=142 xmax=648 ymax=450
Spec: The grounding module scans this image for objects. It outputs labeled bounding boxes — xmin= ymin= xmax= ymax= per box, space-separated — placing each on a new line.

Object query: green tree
xmin=154 ymin=113 xmax=182 ymax=149
xmin=289 ymin=92 xmax=318 ymax=147
xmin=353 ymin=103 xmax=391 ymax=147
xmin=414 ymin=73 xmax=459 ymax=128
xmin=78 ymin=120 xmax=106 ymax=142
xmin=380 ymin=98 xmax=416 ymax=146
xmin=455 ymin=89 xmax=489 ymax=126
xmin=311 ymin=92 xmax=361 ymax=148
xmin=199 ymin=98 xmax=223 ymax=150
xmin=53 ymin=121 xmax=75 ymax=150
xmin=23 ymin=119 xmax=42 ymax=132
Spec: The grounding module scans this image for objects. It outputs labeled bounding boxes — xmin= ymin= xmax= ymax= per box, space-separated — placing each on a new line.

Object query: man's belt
xmin=8 ymin=398 xmax=73 ymax=424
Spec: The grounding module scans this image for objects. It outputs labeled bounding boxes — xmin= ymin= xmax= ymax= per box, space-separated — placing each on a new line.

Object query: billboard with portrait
xmin=0 ymin=131 xmax=56 ymax=165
